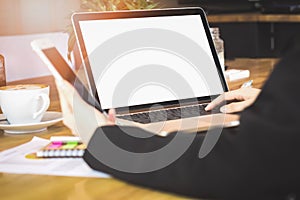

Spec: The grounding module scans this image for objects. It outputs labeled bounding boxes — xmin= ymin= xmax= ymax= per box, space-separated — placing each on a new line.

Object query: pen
xmin=241 ymin=80 xmax=253 ymax=88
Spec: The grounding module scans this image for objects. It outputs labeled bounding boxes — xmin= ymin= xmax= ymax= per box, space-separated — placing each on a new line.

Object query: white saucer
xmin=0 ymin=111 xmax=63 ymax=134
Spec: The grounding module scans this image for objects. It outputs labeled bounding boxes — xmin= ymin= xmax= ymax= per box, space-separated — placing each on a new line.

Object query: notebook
xmin=71 ymin=7 xmax=240 ymax=135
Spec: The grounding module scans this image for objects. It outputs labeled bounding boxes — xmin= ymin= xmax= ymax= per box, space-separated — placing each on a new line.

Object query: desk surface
xmin=208 ymin=13 xmax=300 ymax=23
xmin=0 ymin=58 xmax=277 ymax=200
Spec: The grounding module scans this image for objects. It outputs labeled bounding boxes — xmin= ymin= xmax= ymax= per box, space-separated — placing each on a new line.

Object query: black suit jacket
xmin=83 ymin=49 xmax=300 ymax=200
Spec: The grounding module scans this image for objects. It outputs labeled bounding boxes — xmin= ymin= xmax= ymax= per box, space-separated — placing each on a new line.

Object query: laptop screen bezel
xmin=72 ymin=7 xmax=228 ymax=113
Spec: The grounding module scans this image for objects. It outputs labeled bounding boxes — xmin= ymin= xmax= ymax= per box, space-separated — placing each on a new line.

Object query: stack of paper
xmin=0 ymin=137 xmax=110 ymax=178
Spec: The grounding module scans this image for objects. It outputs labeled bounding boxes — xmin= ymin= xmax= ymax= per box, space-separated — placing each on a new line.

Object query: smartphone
xmin=31 ymin=38 xmax=104 ymax=113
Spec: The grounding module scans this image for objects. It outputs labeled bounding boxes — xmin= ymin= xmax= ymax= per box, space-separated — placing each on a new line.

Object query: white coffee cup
xmin=0 ymin=84 xmax=50 ymax=124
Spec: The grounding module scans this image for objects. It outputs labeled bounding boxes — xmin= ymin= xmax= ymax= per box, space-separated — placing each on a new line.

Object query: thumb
xmin=108 ymin=109 xmax=116 ymax=125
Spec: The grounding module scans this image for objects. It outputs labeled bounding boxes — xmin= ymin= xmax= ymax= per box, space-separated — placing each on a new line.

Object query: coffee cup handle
xmin=33 ymin=93 xmax=50 ymax=119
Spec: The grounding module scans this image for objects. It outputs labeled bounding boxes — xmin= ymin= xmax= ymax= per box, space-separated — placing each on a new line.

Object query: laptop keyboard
xmin=117 ymin=104 xmax=220 ymax=124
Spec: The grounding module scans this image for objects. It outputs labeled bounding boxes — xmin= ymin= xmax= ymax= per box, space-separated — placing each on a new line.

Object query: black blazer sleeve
xmin=83 ymin=49 xmax=300 ymax=200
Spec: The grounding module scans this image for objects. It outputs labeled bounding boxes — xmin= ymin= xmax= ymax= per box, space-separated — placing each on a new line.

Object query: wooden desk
xmin=208 ymin=13 xmax=300 ymax=23
xmin=0 ymin=58 xmax=277 ymax=200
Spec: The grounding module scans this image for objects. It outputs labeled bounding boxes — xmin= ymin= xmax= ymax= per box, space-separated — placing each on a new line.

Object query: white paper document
xmin=225 ymin=69 xmax=250 ymax=81
xmin=0 ymin=137 xmax=110 ymax=178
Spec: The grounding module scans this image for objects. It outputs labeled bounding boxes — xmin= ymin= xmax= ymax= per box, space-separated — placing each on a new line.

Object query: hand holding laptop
xmin=205 ymin=87 xmax=261 ymax=113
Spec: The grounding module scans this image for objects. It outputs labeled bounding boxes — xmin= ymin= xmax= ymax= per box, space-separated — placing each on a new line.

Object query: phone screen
xmin=41 ymin=47 xmax=103 ymax=112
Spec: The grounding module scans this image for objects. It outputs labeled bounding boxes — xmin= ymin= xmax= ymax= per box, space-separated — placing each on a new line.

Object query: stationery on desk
xmin=0 ymin=136 xmax=109 ymax=178
xmin=36 ymin=136 xmax=86 ymax=158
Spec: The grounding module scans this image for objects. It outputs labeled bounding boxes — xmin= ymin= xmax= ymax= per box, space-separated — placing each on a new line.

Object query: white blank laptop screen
xmin=79 ymin=15 xmax=224 ymax=109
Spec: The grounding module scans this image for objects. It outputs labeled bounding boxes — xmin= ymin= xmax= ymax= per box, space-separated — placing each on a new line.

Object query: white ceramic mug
xmin=0 ymin=84 xmax=50 ymax=124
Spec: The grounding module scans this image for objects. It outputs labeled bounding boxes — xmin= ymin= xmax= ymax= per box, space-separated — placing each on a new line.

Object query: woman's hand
xmin=205 ymin=87 xmax=261 ymax=113
xmin=55 ymin=79 xmax=116 ymax=144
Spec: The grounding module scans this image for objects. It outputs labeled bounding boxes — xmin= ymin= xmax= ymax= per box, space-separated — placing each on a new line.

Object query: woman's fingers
xmin=205 ymin=94 xmax=225 ymax=111
xmin=205 ymin=88 xmax=261 ymax=112
xmin=205 ymin=90 xmax=241 ymax=111
xmin=220 ymin=99 xmax=254 ymax=113
xmin=55 ymin=79 xmax=79 ymax=135
xmin=55 ymin=79 xmax=116 ymax=142
xmin=108 ymin=109 xmax=116 ymax=124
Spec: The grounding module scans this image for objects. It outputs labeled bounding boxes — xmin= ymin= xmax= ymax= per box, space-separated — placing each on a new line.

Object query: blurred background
xmin=0 ymin=0 xmax=300 ymax=81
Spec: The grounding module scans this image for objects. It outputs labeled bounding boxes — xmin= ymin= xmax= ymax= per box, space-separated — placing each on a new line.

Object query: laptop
xmin=71 ymin=7 xmax=240 ymax=135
